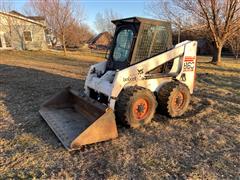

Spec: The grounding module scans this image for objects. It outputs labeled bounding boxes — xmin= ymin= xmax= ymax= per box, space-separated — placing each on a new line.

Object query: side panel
xmin=176 ymin=42 xmax=198 ymax=93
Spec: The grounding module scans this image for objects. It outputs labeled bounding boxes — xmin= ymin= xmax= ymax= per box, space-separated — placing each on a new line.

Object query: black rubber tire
xmin=115 ymin=86 xmax=157 ymax=128
xmin=157 ymin=82 xmax=190 ymax=117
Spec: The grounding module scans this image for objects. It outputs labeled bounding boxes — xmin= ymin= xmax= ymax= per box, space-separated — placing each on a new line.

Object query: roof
xmin=111 ymin=16 xmax=171 ymax=26
xmin=9 ymin=10 xmax=26 ymax=17
xmin=9 ymin=10 xmax=45 ymax=21
xmin=0 ymin=10 xmax=45 ymax=27
xmin=27 ymin=16 xmax=45 ymax=21
xmin=88 ymin=32 xmax=112 ymax=44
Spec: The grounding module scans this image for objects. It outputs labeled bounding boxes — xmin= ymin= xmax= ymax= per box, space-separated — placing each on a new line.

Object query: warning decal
xmin=183 ymin=56 xmax=195 ymax=72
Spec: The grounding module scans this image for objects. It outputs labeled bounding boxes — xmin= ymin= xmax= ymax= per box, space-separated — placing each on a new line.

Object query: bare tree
xmin=0 ymin=0 xmax=13 ymax=11
xmin=228 ymin=31 xmax=240 ymax=59
xmin=95 ymin=9 xmax=121 ymax=35
xmin=65 ymin=22 xmax=93 ymax=47
xmin=147 ymin=0 xmax=240 ymax=65
xmin=28 ymin=0 xmax=85 ymax=55
xmin=147 ymin=1 xmax=192 ymax=43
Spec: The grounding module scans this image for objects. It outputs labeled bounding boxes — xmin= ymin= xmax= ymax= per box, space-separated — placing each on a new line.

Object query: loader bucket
xmin=39 ymin=87 xmax=118 ymax=150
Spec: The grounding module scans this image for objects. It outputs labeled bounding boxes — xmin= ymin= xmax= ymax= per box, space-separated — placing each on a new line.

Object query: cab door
xmin=107 ymin=24 xmax=137 ymax=70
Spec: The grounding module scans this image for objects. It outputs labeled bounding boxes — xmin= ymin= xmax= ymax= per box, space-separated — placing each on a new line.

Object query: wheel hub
xmin=173 ymin=92 xmax=184 ymax=110
xmin=133 ymin=98 xmax=149 ymax=120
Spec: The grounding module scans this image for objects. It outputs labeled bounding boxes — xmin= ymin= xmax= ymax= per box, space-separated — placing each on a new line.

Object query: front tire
xmin=157 ymin=82 xmax=190 ymax=117
xmin=115 ymin=86 xmax=157 ymax=128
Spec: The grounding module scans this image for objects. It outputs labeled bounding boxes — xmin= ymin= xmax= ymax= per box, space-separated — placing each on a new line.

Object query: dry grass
xmin=0 ymin=51 xmax=239 ymax=179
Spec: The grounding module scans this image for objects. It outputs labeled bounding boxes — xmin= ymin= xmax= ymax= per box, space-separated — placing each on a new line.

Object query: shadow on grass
xmin=0 ymin=64 xmax=84 ymax=149
xmin=197 ymin=73 xmax=240 ymax=91
xmin=197 ymin=63 xmax=240 ymax=74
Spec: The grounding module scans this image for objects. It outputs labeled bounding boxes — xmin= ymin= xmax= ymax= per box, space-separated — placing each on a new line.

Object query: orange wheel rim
xmin=133 ymin=98 xmax=149 ymax=120
xmin=172 ymin=91 xmax=184 ymax=110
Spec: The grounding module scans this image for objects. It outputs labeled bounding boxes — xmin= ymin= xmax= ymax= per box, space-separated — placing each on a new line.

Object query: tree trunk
xmin=212 ymin=45 xmax=222 ymax=65
xmin=62 ymin=34 xmax=67 ymax=56
xmin=178 ymin=26 xmax=181 ymax=43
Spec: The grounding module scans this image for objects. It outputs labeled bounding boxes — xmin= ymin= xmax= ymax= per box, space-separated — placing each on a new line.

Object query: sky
xmin=6 ymin=0 xmax=152 ymax=33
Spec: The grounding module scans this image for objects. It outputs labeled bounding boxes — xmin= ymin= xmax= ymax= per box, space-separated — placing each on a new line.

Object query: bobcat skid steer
xmin=39 ymin=17 xmax=197 ymax=150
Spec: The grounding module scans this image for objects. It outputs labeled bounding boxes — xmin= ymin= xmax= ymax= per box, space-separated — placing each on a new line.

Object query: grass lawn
xmin=0 ymin=51 xmax=239 ymax=179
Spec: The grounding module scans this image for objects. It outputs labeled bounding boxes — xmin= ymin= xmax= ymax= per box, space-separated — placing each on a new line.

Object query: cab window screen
xmin=113 ymin=29 xmax=134 ymax=62
xmin=135 ymin=24 xmax=169 ymax=63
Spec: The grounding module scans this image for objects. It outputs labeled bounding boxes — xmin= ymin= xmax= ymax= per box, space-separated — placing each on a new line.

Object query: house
xmin=0 ymin=10 xmax=48 ymax=50
xmin=88 ymin=32 xmax=112 ymax=50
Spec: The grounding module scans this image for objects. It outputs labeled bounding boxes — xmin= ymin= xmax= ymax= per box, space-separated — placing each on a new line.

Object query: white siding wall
xmin=0 ymin=13 xmax=48 ymax=50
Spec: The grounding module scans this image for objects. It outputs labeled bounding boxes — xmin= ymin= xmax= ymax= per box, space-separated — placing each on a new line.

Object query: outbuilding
xmin=0 ymin=10 xmax=48 ymax=50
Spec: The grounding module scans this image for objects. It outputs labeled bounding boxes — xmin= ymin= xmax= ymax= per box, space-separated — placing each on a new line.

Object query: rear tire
xmin=157 ymin=82 xmax=190 ymax=117
xmin=115 ymin=86 xmax=157 ymax=128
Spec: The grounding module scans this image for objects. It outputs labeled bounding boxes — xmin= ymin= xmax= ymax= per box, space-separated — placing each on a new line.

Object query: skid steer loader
xmin=40 ymin=17 xmax=197 ymax=150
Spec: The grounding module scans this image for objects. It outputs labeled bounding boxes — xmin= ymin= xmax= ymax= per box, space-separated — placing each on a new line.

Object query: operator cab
xmin=107 ymin=17 xmax=173 ymax=71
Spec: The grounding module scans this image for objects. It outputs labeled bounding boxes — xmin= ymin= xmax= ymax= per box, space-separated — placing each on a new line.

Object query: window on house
xmin=23 ymin=31 xmax=32 ymax=41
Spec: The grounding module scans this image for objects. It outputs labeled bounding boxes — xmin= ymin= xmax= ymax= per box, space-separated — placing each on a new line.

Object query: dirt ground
xmin=0 ymin=51 xmax=239 ymax=179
